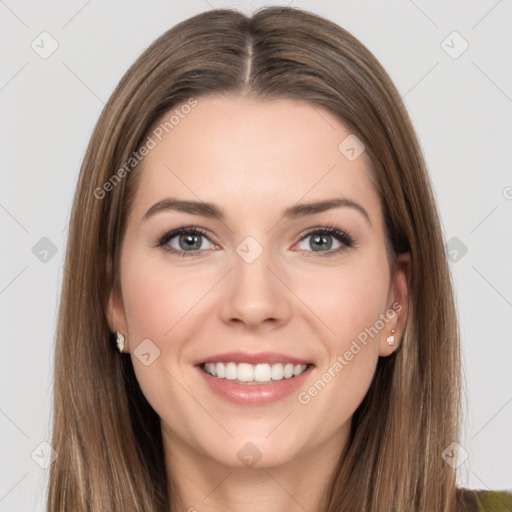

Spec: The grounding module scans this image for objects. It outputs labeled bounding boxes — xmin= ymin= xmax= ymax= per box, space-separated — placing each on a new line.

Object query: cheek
xmin=291 ymin=261 xmax=389 ymax=440
xmin=295 ymin=260 xmax=389 ymax=411
xmin=294 ymin=257 xmax=390 ymax=346
xmin=121 ymin=251 xmax=212 ymax=341
xmin=119 ymin=253 xmax=207 ymax=416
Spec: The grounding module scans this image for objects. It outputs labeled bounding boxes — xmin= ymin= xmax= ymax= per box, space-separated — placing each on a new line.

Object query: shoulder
xmin=456 ymin=487 xmax=512 ymax=512
xmin=475 ymin=489 xmax=512 ymax=511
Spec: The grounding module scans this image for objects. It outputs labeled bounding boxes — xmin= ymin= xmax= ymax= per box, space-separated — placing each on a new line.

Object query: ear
xmin=379 ymin=252 xmax=410 ymax=356
xmin=106 ymin=282 xmax=130 ymax=352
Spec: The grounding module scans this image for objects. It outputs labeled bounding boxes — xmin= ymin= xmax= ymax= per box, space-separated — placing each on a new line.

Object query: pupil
xmin=312 ymin=234 xmax=331 ymax=250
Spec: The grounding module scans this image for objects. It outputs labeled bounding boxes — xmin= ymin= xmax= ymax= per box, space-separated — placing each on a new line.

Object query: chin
xmin=198 ymin=435 xmax=303 ymax=470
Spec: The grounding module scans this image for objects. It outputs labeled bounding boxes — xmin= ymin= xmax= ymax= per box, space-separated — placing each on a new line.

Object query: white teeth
xmin=271 ymin=363 xmax=284 ymax=380
xmin=225 ymin=362 xmax=237 ymax=380
xmin=202 ymin=362 xmax=308 ymax=382
xmin=216 ymin=362 xmax=225 ymax=378
xmin=204 ymin=362 xmax=217 ymax=377
xmin=254 ymin=364 xmax=271 ymax=382
xmin=293 ymin=364 xmax=305 ymax=376
xmin=237 ymin=363 xmax=253 ymax=382
xmin=284 ymin=363 xmax=294 ymax=378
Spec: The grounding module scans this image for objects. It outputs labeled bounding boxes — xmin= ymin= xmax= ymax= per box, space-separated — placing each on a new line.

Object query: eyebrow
xmin=142 ymin=197 xmax=371 ymax=226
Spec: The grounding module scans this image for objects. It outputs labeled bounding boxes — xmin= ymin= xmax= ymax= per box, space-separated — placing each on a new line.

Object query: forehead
xmin=130 ymin=94 xmax=381 ymax=224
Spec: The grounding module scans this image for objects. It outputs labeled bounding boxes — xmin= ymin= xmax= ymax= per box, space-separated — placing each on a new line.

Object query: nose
xmin=219 ymin=243 xmax=292 ymax=331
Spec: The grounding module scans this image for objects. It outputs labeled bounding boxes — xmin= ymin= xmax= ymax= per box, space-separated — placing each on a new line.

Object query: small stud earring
xmin=386 ymin=329 xmax=396 ymax=346
xmin=116 ymin=332 xmax=125 ymax=353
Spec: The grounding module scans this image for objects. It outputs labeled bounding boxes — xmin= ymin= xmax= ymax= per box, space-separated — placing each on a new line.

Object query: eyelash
xmin=156 ymin=224 xmax=357 ymax=258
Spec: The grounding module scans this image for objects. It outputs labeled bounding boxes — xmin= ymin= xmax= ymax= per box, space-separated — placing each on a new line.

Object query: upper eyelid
xmin=158 ymin=226 xmax=214 ymax=245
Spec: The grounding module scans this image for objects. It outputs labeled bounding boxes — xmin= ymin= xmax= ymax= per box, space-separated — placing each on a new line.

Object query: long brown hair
xmin=48 ymin=7 xmax=466 ymax=511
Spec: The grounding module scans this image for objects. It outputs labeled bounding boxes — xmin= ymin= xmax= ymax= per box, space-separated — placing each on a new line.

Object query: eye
xmin=296 ymin=226 xmax=355 ymax=256
xmin=157 ymin=227 xmax=215 ymax=256
xmin=156 ymin=225 xmax=356 ymax=257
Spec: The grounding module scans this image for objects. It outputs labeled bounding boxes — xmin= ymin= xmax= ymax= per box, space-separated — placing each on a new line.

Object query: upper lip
xmin=193 ymin=351 xmax=313 ymax=366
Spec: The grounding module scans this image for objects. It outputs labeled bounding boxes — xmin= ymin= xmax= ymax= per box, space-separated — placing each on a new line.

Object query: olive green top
xmin=475 ymin=490 xmax=512 ymax=511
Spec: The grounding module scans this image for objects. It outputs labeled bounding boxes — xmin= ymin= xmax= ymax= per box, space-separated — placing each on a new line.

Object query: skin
xmin=107 ymin=94 xmax=410 ymax=512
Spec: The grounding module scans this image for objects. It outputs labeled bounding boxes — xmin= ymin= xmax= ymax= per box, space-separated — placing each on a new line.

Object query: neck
xmin=163 ymin=424 xmax=349 ymax=512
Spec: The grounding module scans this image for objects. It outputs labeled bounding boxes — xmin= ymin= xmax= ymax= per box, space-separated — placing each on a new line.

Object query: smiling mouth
xmin=200 ymin=361 xmax=310 ymax=384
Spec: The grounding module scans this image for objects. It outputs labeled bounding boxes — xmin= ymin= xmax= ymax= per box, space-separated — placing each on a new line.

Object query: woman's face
xmin=108 ymin=94 xmax=409 ymax=470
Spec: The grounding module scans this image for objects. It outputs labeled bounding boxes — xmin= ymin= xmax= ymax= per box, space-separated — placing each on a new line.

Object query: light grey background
xmin=1 ymin=1 xmax=511 ymax=510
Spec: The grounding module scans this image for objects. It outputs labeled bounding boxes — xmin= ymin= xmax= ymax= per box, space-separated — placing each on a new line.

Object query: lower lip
xmin=195 ymin=365 xmax=314 ymax=405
